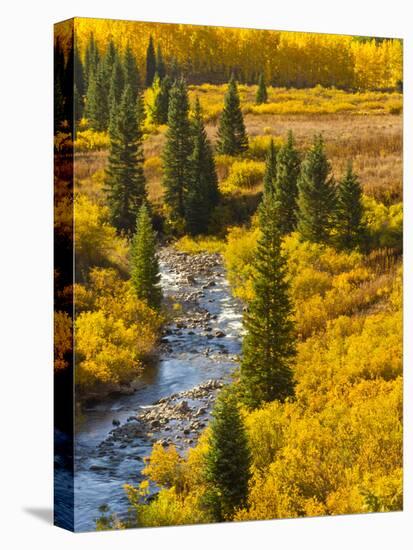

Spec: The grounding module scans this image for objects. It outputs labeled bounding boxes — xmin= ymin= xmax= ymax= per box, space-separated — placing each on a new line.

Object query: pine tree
xmin=124 ymin=44 xmax=141 ymax=98
xmin=216 ymin=76 xmax=248 ymax=155
xmin=85 ymin=62 xmax=108 ymax=131
xmin=274 ymin=131 xmax=301 ymax=234
xmin=152 ymin=75 xmax=172 ymax=124
xmin=105 ymin=85 xmax=147 ymax=236
xmin=335 ymin=162 xmax=366 ymax=250
xmin=84 ymin=33 xmax=100 ymax=88
xmin=185 ymin=98 xmax=220 ymax=235
xmin=203 ymin=387 xmax=251 ymax=522
xmin=109 ymin=56 xmax=125 ymax=108
xmin=146 ymin=35 xmax=157 ymax=87
xmin=156 ymin=44 xmax=166 ymax=80
xmin=162 ymin=78 xmax=193 ymax=225
xmin=255 ymin=73 xmax=268 ymax=104
xmin=240 ymin=199 xmax=296 ymax=409
xmin=263 ymin=139 xmax=277 ymax=199
xmin=130 ymin=203 xmax=162 ymax=310
xmin=296 ymin=135 xmax=337 ymax=244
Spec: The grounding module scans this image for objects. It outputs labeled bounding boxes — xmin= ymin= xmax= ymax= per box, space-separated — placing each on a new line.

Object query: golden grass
xmin=189 ymin=84 xmax=403 ymax=122
xmin=74 ymin=85 xmax=402 ymax=206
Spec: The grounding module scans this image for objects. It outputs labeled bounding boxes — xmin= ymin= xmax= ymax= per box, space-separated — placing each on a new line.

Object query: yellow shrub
xmin=224 ymin=160 xmax=265 ymax=191
xmin=74 ymin=129 xmax=110 ymax=151
xmin=224 ymin=225 xmax=260 ymax=301
xmin=75 ymin=269 xmax=163 ymax=390
xmin=54 ymin=311 xmax=72 ymax=371
xmin=175 ymin=235 xmax=225 ymax=254
xmin=74 ymin=194 xmax=128 ymax=279
xmin=247 ymin=135 xmax=283 ymax=160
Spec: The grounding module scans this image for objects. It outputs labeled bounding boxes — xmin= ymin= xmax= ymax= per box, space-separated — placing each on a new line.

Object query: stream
xmin=72 ymin=248 xmax=243 ymax=531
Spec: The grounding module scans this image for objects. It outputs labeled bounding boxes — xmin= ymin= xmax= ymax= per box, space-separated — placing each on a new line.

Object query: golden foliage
xmin=73 ymin=19 xmax=402 ymax=90
xmin=54 ymin=311 xmax=72 ymax=371
xmin=75 ymin=268 xmax=163 ymax=390
xmin=74 ymin=194 xmax=128 ymax=279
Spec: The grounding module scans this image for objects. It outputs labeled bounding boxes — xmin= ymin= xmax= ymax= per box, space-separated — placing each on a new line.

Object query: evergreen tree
xmin=74 ymin=85 xmax=82 ymax=127
xmin=263 ymin=139 xmax=277 ymax=199
xmin=84 ymin=33 xmax=100 ymax=88
xmin=203 ymin=387 xmax=251 ymax=522
xmin=152 ymin=75 xmax=172 ymax=124
xmin=131 ymin=203 xmax=162 ymax=310
xmin=255 ymin=73 xmax=268 ymax=104
xmin=54 ymin=39 xmax=66 ymax=132
xmin=105 ymin=85 xmax=147 ymax=235
xmin=85 ymin=62 xmax=108 ymax=131
xmin=109 ymin=56 xmax=125 ymax=107
xmin=62 ymin=45 xmax=75 ymax=124
xmin=185 ymin=98 xmax=220 ymax=235
xmin=162 ymin=78 xmax=193 ymax=225
xmin=54 ymin=77 xmax=65 ymax=132
xmin=124 ymin=44 xmax=141 ymax=98
xmin=74 ymin=44 xmax=85 ymax=119
xmin=335 ymin=162 xmax=366 ymax=250
xmin=240 ymin=199 xmax=296 ymax=409
xmin=146 ymin=35 xmax=157 ymax=87
xmin=274 ymin=131 xmax=301 ymax=234
xmin=156 ymin=44 xmax=166 ymax=80
xmin=216 ymin=76 xmax=248 ymax=155
xmin=102 ymin=39 xmax=117 ymax=83
xmin=169 ymin=57 xmax=180 ymax=80
xmin=296 ymin=135 xmax=337 ymax=244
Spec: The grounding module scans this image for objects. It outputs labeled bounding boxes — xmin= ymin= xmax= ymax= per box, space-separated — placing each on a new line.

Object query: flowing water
xmin=70 ymin=250 xmax=243 ymax=531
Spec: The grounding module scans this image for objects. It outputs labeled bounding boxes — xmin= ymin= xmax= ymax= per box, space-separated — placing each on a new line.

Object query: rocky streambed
xmin=72 ymin=247 xmax=243 ymax=531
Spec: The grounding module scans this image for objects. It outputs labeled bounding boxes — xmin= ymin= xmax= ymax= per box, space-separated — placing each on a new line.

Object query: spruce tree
xmin=162 ymin=78 xmax=193 ymax=225
xmin=203 ymin=387 xmax=251 ymax=522
xmin=296 ymin=135 xmax=336 ymax=244
xmin=240 ymin=199 xmax=296 ymax=409
xmin=146 ymin=35 xmax=157 ymax=87
xmin=54 ymin=39 xmax=66 ymax=131
xmin=255 ymin=73 xmax=268 ymax=104
xmin=109 ymin=56 xmax=125 ymax=108
xmin=156 ymin=44 xmax=166 ymax=80
xmin=84 ymin=33 xmax=100 ymax=88
xmin=102 ymin=40 xmax=117 ymax=84
xmin=152 ymin=75 xmax=172 ymax=124
xmin=274 ymin=130 xmax=301 ymax=234
xmin=263 ymin=139 xmax=277 ymax=199
xmin=105 ymin=85 xmax=147 ymax=236
xmin=124 ymin=44 xmax=141 ymax=98
xmin=335 ymin=162 xmax=366 ymax=250
xmin=216 ymin=76 xmax=248 ymax=155
xmin=74 ymin=44 xmax=85 ymax=120
xmin=130 ymin=203 xmax=162 ymax=310
xmin=185 ymin=98 xmax=220 ymax=235
xmin=85 ymin=62 xmax=108 ymax=131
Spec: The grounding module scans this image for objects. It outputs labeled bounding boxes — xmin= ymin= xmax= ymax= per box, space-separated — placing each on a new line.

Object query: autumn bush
xmin=222 ymin=160 xmax=265 ymax=192
xmin=74 ymin=194 xmax=129 ymax=280
xmin=75 ymin=268 xmax=163 ymax=392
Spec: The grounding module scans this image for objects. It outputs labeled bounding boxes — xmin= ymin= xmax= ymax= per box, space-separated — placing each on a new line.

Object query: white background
xmin=0 ymin=0 xmax=411 ymax=548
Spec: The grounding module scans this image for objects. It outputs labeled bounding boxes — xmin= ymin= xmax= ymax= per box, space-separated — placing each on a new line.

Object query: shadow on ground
xmin=23 ymin=508 xmax=53 ymax=525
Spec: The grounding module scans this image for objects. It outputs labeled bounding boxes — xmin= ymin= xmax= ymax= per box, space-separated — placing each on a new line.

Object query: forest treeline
xmin=56 ymin=19 xmax=403 ymax=90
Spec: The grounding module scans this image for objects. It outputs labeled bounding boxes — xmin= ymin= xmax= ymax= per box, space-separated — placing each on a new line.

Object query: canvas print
xmin=54 ymin=17 xmax=403 ymax=532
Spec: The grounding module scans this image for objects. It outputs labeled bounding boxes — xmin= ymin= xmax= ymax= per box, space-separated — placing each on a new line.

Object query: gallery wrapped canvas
xmin=54 ymin=17 xmax=403 ymax=532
